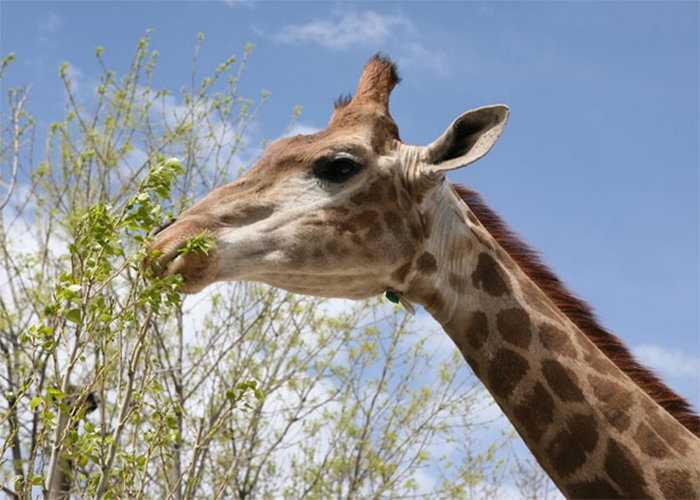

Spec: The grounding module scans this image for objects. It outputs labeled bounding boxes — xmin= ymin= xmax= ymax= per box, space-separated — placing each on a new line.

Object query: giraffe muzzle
xmin=145 ymin=218 xmax=220 ymax=294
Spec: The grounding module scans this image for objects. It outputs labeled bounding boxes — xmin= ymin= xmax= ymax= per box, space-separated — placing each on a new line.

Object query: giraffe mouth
xmin=149 ymin=217 xmax=177 ymax=238
xmin=149 ymin=244 xmax=218 ymax=294
xmin=146 ymin=220 xmax=220 ymax=294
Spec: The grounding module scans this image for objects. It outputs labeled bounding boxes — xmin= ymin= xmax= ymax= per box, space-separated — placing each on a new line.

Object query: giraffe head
xmin=148 ymin=55 xmax=508 ymax=299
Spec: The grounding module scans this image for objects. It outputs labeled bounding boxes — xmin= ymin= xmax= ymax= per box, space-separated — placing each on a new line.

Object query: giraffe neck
xmin=403 ymin=183 xmax=700 ymax=498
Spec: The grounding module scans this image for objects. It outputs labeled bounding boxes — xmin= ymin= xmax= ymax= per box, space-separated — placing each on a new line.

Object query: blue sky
xmin=2 ymin=0 xmax=698 ymax=413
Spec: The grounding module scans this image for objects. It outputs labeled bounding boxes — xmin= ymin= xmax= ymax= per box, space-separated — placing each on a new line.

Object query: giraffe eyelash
xmin=312 ymin=153 xmax=364 ymax=184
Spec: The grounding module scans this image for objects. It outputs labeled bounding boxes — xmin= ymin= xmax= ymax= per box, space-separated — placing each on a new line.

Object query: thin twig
xmin=1 ymin=84 xmax=33 ymax=211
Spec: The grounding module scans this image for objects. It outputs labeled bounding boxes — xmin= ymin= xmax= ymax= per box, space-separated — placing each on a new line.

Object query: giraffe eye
xmin=313 ymin=155 xmax=363 ymax=184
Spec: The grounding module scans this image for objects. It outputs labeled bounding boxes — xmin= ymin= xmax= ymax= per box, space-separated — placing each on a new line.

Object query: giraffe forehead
xmin=246 ymin=129 xmax=392 ymax=184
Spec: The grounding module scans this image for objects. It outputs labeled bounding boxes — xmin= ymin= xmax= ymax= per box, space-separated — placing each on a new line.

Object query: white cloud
xmin=270 ymin=10 xmax=413 ymax=50
xmin=633 ymin=343 xmax=700 ymax=379
xmin=398 ymin=42 xmax=450 ymax=77
xmin=36 ymin=11 xmax=62 ymax=51
xmin=283 ymin=122 xmax=321 ymax=138
xmin=39 ymin=11 xmax=61 ymax=33
xmin=266 ymin=9 xmax=451 ymax=80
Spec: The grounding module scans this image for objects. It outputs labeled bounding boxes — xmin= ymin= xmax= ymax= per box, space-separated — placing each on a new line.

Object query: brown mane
xmin=455 ymin=184 xmax=700 ymax=436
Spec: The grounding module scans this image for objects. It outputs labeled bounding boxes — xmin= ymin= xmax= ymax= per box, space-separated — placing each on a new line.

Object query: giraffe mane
xmin=455 ymin=184 xmax=700 ymax=436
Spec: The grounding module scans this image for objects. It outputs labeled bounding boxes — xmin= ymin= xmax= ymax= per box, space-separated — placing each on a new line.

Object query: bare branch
xmin=1 ymin=83 xmax=33 ymax=211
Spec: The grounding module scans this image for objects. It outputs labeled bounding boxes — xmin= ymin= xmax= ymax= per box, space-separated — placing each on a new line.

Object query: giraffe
xmin=148 ymin=55 xmax=700 ymax=498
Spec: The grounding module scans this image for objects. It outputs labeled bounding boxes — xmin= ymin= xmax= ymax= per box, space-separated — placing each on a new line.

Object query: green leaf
xmin=385 ymin=291 xmax=400 ymax=304
xmin=65 ymin=308 xmax=82 ymax=324
xmin=47 ymin=387 xmax=66 ymax=401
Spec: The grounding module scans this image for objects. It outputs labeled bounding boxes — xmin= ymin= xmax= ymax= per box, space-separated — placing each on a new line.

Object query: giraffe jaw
xmin=148 ymin=219 xmax=405 ymax=299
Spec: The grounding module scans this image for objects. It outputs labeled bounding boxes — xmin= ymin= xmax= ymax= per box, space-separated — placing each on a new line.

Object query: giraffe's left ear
xmin=421 ymin=105 xmax=509 ymax=173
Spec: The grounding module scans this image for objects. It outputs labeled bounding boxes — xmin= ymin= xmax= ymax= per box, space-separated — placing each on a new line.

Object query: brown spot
xmin=520 ymin=279 xmax=560 ymax=321
xmin=546 ymin=428 xmax=588 ymax=478
xmin=471 ymin=252 xmax=511 ymax=297
xmin=635 ymin=421 xmax=671 ymax=458
xmin=581 ymin=343 xmax=625 ymax=380
xmin=513 ymin=382 xmax=554 ymax=443
xmin=450 ymin=333 xmax=466 ymax=351
xmin=465 ymin=355 xmax=481 ymax=378
xmin=604 ymin=438 xmax=648 ymax=498
xmin=416 ymin=252 xmax=438 ymax=274
xmin=465 ymin=311 xmax=489 ymax=351
xmin=419 ymin=212 xmax=432 ymax=238
xmin=351 ymin=180 xmax=385 ymax=206
xmin=368 ymin=175 xmax=390 ymax=201
xmin=567 ymin=414 xmax=598 ymax=452
xmin=350 ymin=190 xmax=370 ymax=205
xmin=576 ymin=334 xmax=599 ymax=361
xmin=322 ymin=209 xmax=354 ymax=234
xmin=448 ymin=272 xmax=468 ymax=294
xmin=391 ymin=262 xmax=412 ymax=283
xmin=398 ymin=190 xmax=413 ymax=212
xmin=567 ymin=478 xmax=622 ymax=499
xmin=384 ymin=210 xmax=403 ymax=238
xmin=332 ymin=219 xmax=357 ymax=234
xmin=327 ymin=206 xmax=350 ymax=216
xmin=448 ymin=234 xmax=473 ymax=261
xmin=367 ymin=220 xmax=383 ymax=240
xmin=589 ymin=374 xmax=634 ymax=432
xmin=656 ymin=468 xmax=696 ymax=499
xmin=496 ymin=308 xmax=532 ymax=349
xmin=386 ymin=183 xmax=398 ymax=203
xmin=408 ymin=221 xmax=422 ymax=242
xmin=646 ymin=409 xmax=691 ymax=456
xmin=325 ymin=240 xmax=345 ymax=255
xmin=370 ymin=119 xmax=401 ymax=153
xmin=350 ymin=209 xmax=378 ymax=229
xmin=538 ymin=323 xmax=577 ymax=359
xmin=487 ymin=349 xmax=529 ymax=399
xmin=542 ymin=360 xmax=584 ymax=403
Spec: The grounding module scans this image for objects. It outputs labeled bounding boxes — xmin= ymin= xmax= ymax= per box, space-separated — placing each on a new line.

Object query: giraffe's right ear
xmin=421 ymin=105 xmax=509 ymax=174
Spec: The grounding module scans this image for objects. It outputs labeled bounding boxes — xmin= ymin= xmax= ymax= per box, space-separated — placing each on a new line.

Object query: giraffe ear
xmin=422 ymin=105 xmax=509 ymax=173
